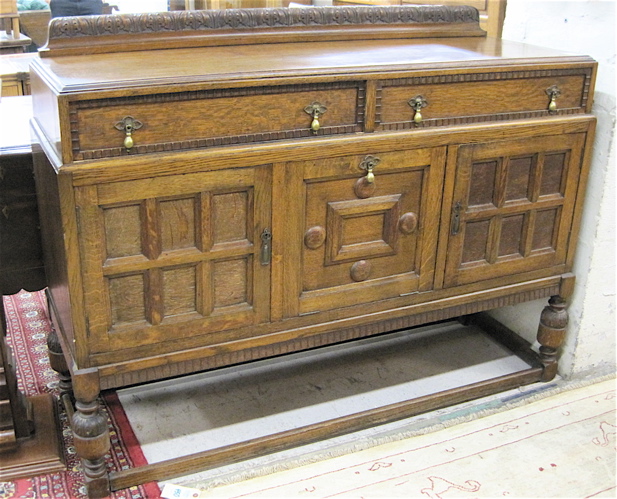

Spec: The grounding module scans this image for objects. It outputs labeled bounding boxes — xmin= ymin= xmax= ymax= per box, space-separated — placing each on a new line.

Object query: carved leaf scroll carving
xmin=48 ymin=6 xmax=480 ymax=40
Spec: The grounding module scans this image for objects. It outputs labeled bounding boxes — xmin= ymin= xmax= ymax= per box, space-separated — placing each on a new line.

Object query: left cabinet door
xmin=75 ymin=165 xmax=272 ymax=357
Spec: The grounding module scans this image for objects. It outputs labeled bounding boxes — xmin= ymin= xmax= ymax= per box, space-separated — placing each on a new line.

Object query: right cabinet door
xmin=442 ymin=132 xmax=586 ymax=288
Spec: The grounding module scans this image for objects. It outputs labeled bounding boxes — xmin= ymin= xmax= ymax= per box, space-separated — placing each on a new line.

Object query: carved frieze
xmin=48 ymin=5 xmax=480 ymax=40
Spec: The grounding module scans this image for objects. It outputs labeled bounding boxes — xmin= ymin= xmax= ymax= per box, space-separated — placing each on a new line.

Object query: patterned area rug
xmin=191 ymin=376 xmax=616 ymax=498
xmin=1 ymin=290 xmax=161 ymax=499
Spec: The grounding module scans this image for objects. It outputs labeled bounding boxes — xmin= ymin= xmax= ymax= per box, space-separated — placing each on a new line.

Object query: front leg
xmin=537 ymin=295 xmax=568 ymax=381
xmin=71 ymin=369 xmax=111 ymax=498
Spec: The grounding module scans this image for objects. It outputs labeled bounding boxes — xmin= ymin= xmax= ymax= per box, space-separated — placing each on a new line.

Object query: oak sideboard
xmin=29 ymin=6 xmax=596 ymax=497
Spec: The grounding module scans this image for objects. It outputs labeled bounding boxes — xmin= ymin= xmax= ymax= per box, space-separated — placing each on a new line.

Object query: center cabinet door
xmin=75 ymin=165 xmax=272 ymax=355
xmin=277 ymin=146 xmax=446 ymax=317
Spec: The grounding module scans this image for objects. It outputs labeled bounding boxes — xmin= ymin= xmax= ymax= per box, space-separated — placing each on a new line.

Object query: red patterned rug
xmin=1 ymin=289 xmax=161 ymax=499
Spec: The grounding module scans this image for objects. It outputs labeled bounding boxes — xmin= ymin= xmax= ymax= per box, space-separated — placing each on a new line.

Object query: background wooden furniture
xmin=17 ymin=4 xmax=117 ymax=50
xmin=0 ymin=52 xmax=35 ymax=96
xmin=0 ymin=0 xmax=31 ymax=54
xmin=30 ymin=6 xmax=595 ymax=497
xmin=17 ymin=9 xmax=49 ymax=48
xmin=0 ymin=95 xmax=63 ymax=480
xmin=0 ymin=0 xmax=19 ymax=38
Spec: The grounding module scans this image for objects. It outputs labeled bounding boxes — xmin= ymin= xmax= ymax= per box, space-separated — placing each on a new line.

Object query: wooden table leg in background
xmin=0 ymin=295 xmax=65 ymax=480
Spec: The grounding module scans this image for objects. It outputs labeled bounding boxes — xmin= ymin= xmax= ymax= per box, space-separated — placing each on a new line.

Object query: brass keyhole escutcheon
xmin=408 ymin=95 xmax=428 ymax=124
xmin=451 ymin=201 xmax=463 ymax=235
xmin=546 ymin=85 xmax=561 ymax=112
xmin=304 ymin=102 xmax=327 ymax=134
xmin=260 ymin=228 xmax=272 ymax=266
xmin=114 ymin=116 xmax=143 ymax=151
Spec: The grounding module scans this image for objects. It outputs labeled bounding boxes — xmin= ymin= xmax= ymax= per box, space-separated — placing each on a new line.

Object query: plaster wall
xmin=490 ymin=0 xmax=616 ymax=378
xmin=111 ymin=0 xmax=169 ymax=14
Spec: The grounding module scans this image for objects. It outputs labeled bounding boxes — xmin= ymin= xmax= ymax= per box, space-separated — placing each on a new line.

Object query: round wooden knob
xmin=398 ymin=212 xmax=418 ymax=234
xmin=354 ymin=176 xmax=376 ymax=199
xmin=304 ymin=226 xmax=326 ymax=249
xmin=350 ymin=260 xmax=371 ymax=282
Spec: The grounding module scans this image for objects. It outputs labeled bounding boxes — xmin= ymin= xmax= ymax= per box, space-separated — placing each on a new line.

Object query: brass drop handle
xmin=546 ymin=85 xmax=561 ymax=112
xmin=359 ymin=155 xmax=380 ymax=184
xmin=304 ymin=102 xmax=327 ymax=134
xmin=114 ymin=116 xmax=143 ymax=151
xmin=260 ymin=228 xmax=272 ymax=266
xmin=408 ymin=95 xmax=428 ymax=124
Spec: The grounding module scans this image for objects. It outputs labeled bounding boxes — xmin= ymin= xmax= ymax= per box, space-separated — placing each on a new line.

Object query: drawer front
xmin=377 ymin=69 xmax=592 ymax=130
xmin=71 ymin=82 xmax=364 ymax=161
xmin=283 ymin=146 xmax=446 ymax=316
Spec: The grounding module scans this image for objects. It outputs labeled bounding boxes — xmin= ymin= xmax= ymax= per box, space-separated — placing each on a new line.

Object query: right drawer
xmin=376 ymin=69 xmax=593 ymax=130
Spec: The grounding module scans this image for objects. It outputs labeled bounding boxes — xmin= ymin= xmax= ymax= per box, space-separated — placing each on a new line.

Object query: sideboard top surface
xmin=32 ymin=37 xmax=594 ymax=95
xmin=32 ymin=6 xmax=595 ymax=96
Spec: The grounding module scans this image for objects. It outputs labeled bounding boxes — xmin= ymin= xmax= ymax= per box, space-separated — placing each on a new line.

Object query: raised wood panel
xmin=108 ymin=274 xmax=146 ymax=326
xmin=159 ymin=197 xmax=197 ymax=251
xmin=212 ymin=192 xmax=249 ymax=245
xmin=505 ymin=156 xmax=533 ymax=202
xmin=103 ymin=204 xmax=142 ymax=259
xmin=163 ymin=266 xmax=197 ymax=316
xmin=532 ymin=209 xmax=560 ymax=251
xmin=443 ymin=133 xmax=585 ymax=287
xmin=213 ymin=258 xmax=250 ymax=309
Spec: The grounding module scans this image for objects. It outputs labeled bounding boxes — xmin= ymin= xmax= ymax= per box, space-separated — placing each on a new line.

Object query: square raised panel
xmin=540 ymin=152 xmax=568 ymax=197
xmin=461 ymin=219 xmax=491 ymax=264
xmin=499 ymin=214 xmax=526 ymax=258
xmin=108 ymin=274 xmax=146 ymax=326
xmin=212 ymin=191 xmax=251 ymax=246
xmin=469 ymin=160 xmax=497 ymax=208
xmin=213 ymin=258 xmax=251 ymax=309
xmin=103 ymin=204 xmax=142 ymax=259
xmin=532 ymin=208 xmax=559 ymax=251
xmin=163 ymin=266 xmax=197 ymax=317
xmin=159 ymin=197 xmax=197 ymax=252
xmin=325 ymin=195 xmax=401 ymax=265
xmin=505 ymin=156 xmax=534 ymax=203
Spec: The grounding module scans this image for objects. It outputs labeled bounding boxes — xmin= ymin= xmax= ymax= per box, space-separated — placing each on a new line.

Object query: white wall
xmin=490 ymin=0 xmax=616 ymax=379
xmin=111 ymin=0 xmax=168 ymax=13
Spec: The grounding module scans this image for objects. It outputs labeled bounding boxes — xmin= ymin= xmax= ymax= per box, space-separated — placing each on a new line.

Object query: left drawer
xmin=70 ymin=81 xmax=365 ymax=161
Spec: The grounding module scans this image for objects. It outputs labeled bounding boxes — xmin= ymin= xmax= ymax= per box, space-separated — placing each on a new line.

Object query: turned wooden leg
xmin=537 ymin=295 xmax=568 ymax=381
xmin=72 ymin=370 xmax=111 ymax=498
xmin=46 ymin=327 xmax=73 ymax=394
